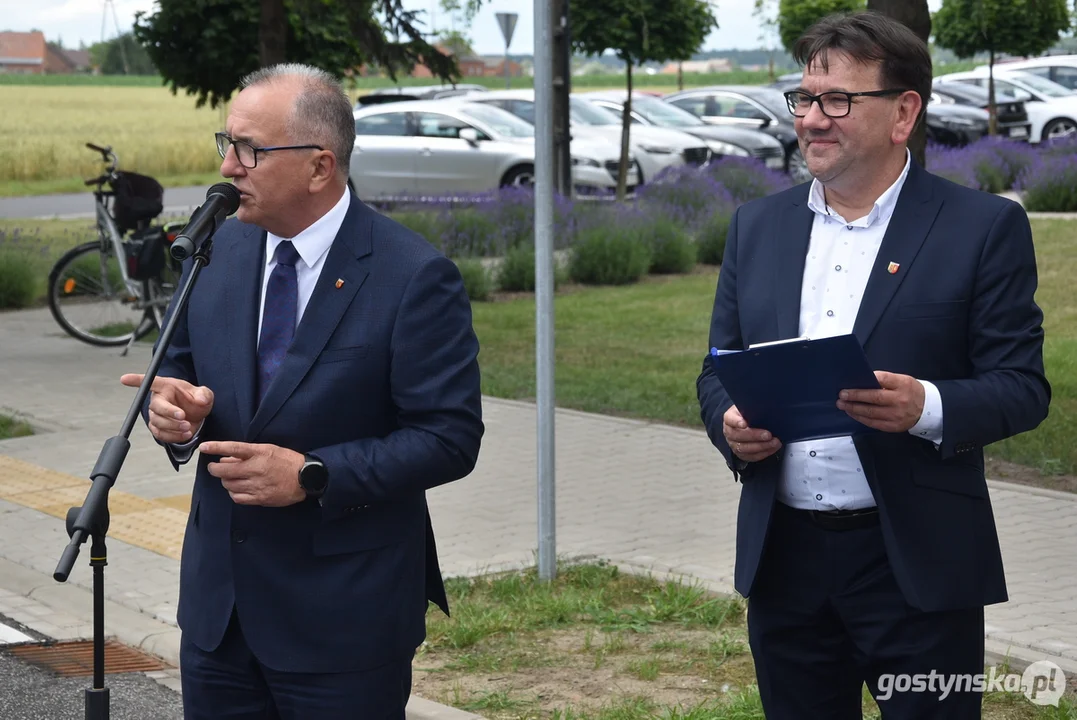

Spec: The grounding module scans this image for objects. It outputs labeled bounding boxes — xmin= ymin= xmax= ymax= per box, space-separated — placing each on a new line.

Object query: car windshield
xmin=459 ymin=103 xmax=535 ymax=137
xmin=742 ymin=87 xmax=790 ymax=117
xmin=1006 ymin=72 xmax=1075 ymax=98
xmin=629 ymin=96 xmax=704 ymax=126
xmin=568 ymin=97 xmax=622 ymax=125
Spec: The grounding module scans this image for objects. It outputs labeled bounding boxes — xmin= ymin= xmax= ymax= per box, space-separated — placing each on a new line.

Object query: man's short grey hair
xmin=240 ymin=63 xmax=354 ymax=181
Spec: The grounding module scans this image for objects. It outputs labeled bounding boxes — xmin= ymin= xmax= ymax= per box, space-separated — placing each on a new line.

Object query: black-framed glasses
xmin=783 ymin=89 xmax=912 ymax=118
xmin=215 ymin=132 xmax=324 ymax=168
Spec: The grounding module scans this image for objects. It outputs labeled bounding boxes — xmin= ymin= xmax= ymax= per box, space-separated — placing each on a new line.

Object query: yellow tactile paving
xmin=0 ymin=454 xmax=189 ymax=561
xmin=157 ymin=494 xmax=192 ymax=513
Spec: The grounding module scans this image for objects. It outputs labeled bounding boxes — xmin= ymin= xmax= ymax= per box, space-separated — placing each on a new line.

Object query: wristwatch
xmin=298 ymin=455 xmax=329 ymax=498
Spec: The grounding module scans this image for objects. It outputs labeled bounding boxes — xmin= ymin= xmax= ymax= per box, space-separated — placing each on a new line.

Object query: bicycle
xmin=47 ymin=143 xmax=187 ymax=355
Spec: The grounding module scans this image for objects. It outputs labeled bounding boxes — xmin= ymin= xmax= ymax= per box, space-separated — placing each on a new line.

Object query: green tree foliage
xmin=777 ymin=0 xmax=865 ymax=53
xmin=570 ymin=0 xmax=718 ymax=200
xmin=132 ymin=0 xmax=459 ymax=109
xmin=933 ymin=0 xmax=1072 ymax=133
xmin=88 ymin=33 xmax=158 ymax=75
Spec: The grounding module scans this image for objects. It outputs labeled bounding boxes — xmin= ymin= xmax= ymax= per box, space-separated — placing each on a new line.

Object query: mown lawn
xmin=416 ymin=562 xmax=1077 ymax=719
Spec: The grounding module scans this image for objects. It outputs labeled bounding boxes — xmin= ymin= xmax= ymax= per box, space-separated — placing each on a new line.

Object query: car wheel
xmin=787 ymin=148 xmax=811 ymax=183
xmin=1042 ymin=118 xmax=1077 ymax=142
xmin=501 ymin=165 xmax=535 ymax=188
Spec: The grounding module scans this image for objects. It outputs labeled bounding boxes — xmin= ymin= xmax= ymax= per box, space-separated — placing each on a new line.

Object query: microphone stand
xmin=53 ymin=230 xmax=218 ymax=720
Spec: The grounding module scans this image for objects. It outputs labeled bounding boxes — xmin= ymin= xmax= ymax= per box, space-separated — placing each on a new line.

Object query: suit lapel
xmin=247 ymin=198 xmax=373 ymax=440
xmin=225 ymin=225 xmax=264 ymax=433
xmin=774 ymin=193 xmax=814 ymax=339
xmin=851 ymin=161 xmax=942 ymax=349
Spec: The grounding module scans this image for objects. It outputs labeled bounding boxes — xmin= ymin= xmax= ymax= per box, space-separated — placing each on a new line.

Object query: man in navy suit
xmin=120 ymin=63 xmax=483 ymax=718
xmin=696 ymin=12 xmax=1050 ymax=719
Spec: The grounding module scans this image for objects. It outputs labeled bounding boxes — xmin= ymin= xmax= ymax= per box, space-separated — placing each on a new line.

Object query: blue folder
xmin=709 ymin=334 xmax=881 ymax=443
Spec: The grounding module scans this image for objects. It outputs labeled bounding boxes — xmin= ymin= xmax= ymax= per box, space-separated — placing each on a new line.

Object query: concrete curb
xmin=0 ymin=556 xmax=484 ymax=720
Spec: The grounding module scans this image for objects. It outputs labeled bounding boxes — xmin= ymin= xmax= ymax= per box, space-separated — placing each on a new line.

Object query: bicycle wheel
xmin=48 ymin=241 xmax=153 ymax=346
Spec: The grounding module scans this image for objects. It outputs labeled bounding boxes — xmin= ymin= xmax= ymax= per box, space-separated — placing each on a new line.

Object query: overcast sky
xmin=7 ymin=0 xmax=945 ymax=54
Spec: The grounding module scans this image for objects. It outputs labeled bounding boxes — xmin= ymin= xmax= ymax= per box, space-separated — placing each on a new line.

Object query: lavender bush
xmin=927 ymin=136 xmax=1040 ymax=192
xmin=701 ymin=156 xmax=794 ymax=204
xmin=0 ymin=227 xmax=47 ymax=309
xmin=453 ymin=257 xmax=491 ymax=301
xmin=1015 ymin=153 xmax=1077 ymax=212
xmin=568 ymin=205 xmax=652 ymax=285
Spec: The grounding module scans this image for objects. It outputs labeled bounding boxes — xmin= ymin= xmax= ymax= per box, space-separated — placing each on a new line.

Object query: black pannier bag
xmin=124 ymin=226 xmax=167 ymax=281
xmin=111 ymin=171 xmax=164 ymax=234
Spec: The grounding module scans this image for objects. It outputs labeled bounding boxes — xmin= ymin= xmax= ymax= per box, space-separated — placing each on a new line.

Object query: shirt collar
xmin=265 ymin=187 xmax=351 ymax=269
xmin=807 ymin=148 xmax=911 ymax=228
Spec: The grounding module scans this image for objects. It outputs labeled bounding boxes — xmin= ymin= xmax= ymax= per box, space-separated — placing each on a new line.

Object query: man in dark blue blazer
xmin=120 ymin=64 xmax=483 ymax=718
xmin=696 ymin=12 xmax=1050 ymax=719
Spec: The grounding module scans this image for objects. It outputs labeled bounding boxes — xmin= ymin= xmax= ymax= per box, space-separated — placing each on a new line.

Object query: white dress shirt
xmin=170 ymin=188 xmax=350 ymax=452
xmin=257 ymin=187 xmax=350 ymax=344
xmin=778 ymin=150 xmax=944 ymax=511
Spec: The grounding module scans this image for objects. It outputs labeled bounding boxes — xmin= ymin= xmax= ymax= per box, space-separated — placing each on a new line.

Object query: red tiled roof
xmin=0 ymin=31 xmax=46 ymax=64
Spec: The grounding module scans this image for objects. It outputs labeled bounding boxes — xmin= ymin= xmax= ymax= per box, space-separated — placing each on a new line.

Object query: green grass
xmin=0 ymin=413 xmax=34 ymax=439
xmin=470 ymin=218 xmax=1077 ymax=476
xmin=418 ymin=562 xmax=1077 ymax=719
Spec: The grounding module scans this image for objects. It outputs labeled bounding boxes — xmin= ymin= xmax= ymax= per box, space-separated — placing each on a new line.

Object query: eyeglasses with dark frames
xmin=783 ymin=89 xmax=913 ymax=118
xmin=215 ymin=132 xmax=325 ymax=168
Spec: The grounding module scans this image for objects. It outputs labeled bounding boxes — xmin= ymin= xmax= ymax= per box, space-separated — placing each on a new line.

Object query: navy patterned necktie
xmin=257 ymin=240 xmax=301 ymax=404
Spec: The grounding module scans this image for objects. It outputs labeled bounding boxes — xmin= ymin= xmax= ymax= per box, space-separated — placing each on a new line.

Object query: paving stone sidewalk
xmin=1 ymin=305 xmax=1076 ymax=698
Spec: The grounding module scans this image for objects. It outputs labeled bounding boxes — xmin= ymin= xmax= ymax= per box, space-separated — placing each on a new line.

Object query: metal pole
xmin=504 ymin=42 xmax=511 ymax=89
xmin=533 ymin=0 xmax=556 ymax=582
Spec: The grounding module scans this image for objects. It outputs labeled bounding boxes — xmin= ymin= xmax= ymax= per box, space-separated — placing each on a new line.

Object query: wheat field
xmin=0 ymin=85 xmax=226 ymax=184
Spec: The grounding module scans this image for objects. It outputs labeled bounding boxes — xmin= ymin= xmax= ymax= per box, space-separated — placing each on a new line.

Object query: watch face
xmin=301 ymin=462 xmax=328 ymax=492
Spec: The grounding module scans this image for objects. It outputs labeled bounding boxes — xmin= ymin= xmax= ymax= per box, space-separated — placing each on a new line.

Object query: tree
xmin=934 ymin=0 xmax=1072 ymax=135
xmin=571 ymin=0 xmax=718 ymax=199
xmin=88 ymin=33 xmax=158 ymax=75
xmin=753 ymin=0 xmax=782 ymax=82
xmin=867 ymin=0 xmax=931 ymax=166
xmin=133 ymin=0 xmax=459 ymax=109
xmin=777 ymin=0 xmax=864 ymax=53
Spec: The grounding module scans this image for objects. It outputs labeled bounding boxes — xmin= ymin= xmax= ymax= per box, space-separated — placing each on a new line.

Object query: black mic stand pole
xmin=53 ymin=229 xmax=218 ymax=720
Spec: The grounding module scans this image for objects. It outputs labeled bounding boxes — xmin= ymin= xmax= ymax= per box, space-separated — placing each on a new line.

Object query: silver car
xmin=350 ymin=100 xmax=639 ymax=199
xmin=458 ymin=88 xmax=715 ymax=184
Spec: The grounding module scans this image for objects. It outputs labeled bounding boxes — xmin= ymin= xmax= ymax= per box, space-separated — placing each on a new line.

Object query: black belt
xmin=776 ymin=501 xmax=880 ymax=531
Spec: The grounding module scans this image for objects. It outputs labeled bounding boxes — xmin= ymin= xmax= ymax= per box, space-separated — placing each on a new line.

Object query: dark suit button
xmin=231 ymin=530 xmax=246 ymax=543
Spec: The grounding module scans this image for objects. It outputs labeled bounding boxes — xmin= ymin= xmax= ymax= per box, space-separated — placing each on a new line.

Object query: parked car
xmin=455 ymin=89 xmax=713 ymax=184
xmin=930 ymin=82 xmax=1031 ymax=141
xmin=980 ymin=55 xmax=1077 ymax=91
xmin=350 ymin=99 xmax=639 ymax=199
xmin=663 ymin=85 xmax=810 ymax=181
xmin=575 ymin=90 xmax=789 ymax=173
xmin=924 ymin=104 xmax=991 ymax=146
xmin=356 ymin=83 xmax=489 ymax=106
xmin=935 ymin=69 xmax=1077 ymax=142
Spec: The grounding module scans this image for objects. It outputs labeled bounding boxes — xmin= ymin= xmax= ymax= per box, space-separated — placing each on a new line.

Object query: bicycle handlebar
xmin=85 ymin=142 xmax=119 ymax=184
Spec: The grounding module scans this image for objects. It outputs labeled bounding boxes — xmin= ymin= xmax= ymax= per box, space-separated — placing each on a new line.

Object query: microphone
xmin=170 ymin=183 xmax=242 ymax=261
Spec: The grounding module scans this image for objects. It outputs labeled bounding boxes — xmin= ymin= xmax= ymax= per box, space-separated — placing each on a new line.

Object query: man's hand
xmin=837 ymin=371 xmax=925 ymax=433
xmin=723 ymin=405 xmax=782 ymax=463
xmin=198 ymin=441 xmax=307 ymax=507
xmin=120 ymin=374 xmax=213 ymax=444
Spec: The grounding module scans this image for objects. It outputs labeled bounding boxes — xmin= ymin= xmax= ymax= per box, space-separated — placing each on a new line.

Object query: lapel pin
xmin=335 ymin=278 xmax=344 ymax=289
xmin=887 ymin=262 xmax=900 ymax=274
